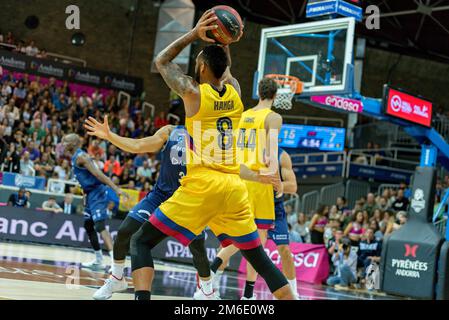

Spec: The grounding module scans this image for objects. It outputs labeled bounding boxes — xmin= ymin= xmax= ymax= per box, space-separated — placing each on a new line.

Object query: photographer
xmin=327 ymin=237 xmax=358 ymax=289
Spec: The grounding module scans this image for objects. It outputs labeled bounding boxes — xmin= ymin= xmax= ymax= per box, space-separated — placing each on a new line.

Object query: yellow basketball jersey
xmin=237 ymin=108 xmax=273 ymax=171
xmin=186 ymin=83 xmax=243 ymax=174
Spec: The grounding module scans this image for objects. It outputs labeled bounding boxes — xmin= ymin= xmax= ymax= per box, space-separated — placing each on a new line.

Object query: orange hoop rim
xmin=265 ymin=74 xmax=303 ymax=94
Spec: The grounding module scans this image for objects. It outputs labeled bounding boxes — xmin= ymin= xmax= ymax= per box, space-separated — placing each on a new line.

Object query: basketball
xmin=206 ymin=5 xmax=243 ymax=45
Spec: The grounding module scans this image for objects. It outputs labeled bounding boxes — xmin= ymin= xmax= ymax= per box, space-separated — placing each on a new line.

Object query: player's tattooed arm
xmin=155 ymin=10 xmax=217 ymax=98
xmin=279 ymin=151 xmax=297 ymax=194
xmin=76 ymin=153 xmax=127 ymax=199
xmin=85 ymin=116 xmax=173 ymax=154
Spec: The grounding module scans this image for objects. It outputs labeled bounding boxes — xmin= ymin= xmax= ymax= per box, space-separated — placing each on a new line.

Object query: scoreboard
xmin=279 ymin=124 xmax=346 ymax=151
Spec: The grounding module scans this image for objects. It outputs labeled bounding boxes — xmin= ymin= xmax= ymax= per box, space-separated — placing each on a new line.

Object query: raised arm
xmin=77 ymin=153 xmax=125 ymax=198
xmin=84 ymin=116 xmax=173 ymax=154
xmin=279 ymin=151 xmax=297 ymax=194
xmin=154 ymin=10 xmax=218 ymax=116
xmin=221 ymin=45 xmax=241 ymax=97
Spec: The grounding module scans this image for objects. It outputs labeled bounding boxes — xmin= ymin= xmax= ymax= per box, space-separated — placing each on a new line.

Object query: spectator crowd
xmin=285 ymin=185 xmax=420 ymax=291
xmin=1 ymin=30 xmax=48 ymax=59
xmin=0 ymin=66 xmax=173 ymax=214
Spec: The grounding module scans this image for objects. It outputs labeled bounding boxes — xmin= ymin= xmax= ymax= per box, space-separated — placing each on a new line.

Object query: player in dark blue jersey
xmin=62 ymin=133 xmax=128 ymax=271
xmin=84 ymin=115 xmax=281 ymax=300
xmin=211 ymin=148 xmax=299 ymax=299
xmin=267 ymin=148 xmax=298 ymax=297
xmin=84 ymin=116 xmax=214 ymax=300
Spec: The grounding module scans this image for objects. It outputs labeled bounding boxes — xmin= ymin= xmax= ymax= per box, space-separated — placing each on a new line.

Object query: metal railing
xmin=345 ymin=180 xmax=371 ymax=208
xmin=320 ymin=182 xmax=345 ymax=206
xmin=283 ymin=193 xmax=300 ymax=215
xmin=118 ymin=91 xmax=131 ymax=108
xmin=351 ymin=148 xmax=421 ymax=162
xmin=46 ymin=178 xmax=80 ymax=194
xmin=346 ymin=150 xmax=417 ymax=176
xmin=300 ymin=190 xmax=320 ymax=216
xmin=0 ymin=42 xmax=87 ymax=67
xmin=143 ymin=102 xmax=155 ymax=119
xmin=352 ymin=122 xmax=420 ymax=149
xmin=167 ymin=113 xmax=181 ymax=123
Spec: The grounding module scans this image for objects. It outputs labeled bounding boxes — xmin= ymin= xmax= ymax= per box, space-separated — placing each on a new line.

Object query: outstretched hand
xmin=84 ymin=116 xmax=111 ymax=140
xmin=193 ymin=9 xmax=218 ymax=43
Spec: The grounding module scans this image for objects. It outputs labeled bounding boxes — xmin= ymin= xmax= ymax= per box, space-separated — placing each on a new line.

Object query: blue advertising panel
xmin=1 ymin=172 xmax=46 ymax=190
xmin=348 ymin=164 xmax=413 ymax=183
xmin=306 ymin=0 xmax=363 ymax=21
xmin=279 ymin=124 xmax=346 ymax=151
xmin=293 ymin=164 xmax=344 ymax=177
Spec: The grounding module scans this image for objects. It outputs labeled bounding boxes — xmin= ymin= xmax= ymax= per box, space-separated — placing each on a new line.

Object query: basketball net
xmin=265 ymin=74 xmax=302 ymax=110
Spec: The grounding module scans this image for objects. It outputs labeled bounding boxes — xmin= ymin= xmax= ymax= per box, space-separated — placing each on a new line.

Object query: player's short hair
xmin=201 ymin=45 xmax=228 ymax=79
xmin=258 ymin=77 xmax=278 ymax=100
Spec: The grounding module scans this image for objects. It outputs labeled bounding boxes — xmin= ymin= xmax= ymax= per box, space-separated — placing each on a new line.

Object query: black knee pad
xmin=94 ymin=220 xmax=106 ymax=233
xmin=84 ymin=219 xmax=95 ymax=233
xmin=84 ymin=218 xmax=101 ymax=251
xmin=130 ymin=222 xmax=166 ymax=271
xmin=114 ymin=217 xmax=143 ymax=261
xmin=189 ymin=237 xmax=210 ymax=278
xmin=241 ymin=245 xmax=288 ymax=293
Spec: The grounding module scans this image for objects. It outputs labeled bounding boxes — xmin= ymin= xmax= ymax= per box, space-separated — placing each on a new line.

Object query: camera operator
xmin=327 ymin=237 xmax=358 ymax=289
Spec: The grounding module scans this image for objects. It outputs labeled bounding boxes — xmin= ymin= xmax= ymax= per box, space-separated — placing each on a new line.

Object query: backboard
xmin=254 ymin=17 xmax=356 ymax=99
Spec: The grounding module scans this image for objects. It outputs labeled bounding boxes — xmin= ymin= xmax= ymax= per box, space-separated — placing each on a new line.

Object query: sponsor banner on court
xmin=0 ymin=207 xmax=239 ymax=268
xmin=0 ymin=207 xmax=122 ymax=247
xmin=306 ymin=0 xmax=362 ymax=21
xmin=238 ymin=241 xmax=330 ymax=284
xmin=0 ymin=49 xmax=143 ymax=95
xmin=1 ymin=172 xmax=46 ymax=190
xmin=349 ymin=163 xmax=412 ymax=183
xmin=311 ymin=95 xmax=364 ymax=113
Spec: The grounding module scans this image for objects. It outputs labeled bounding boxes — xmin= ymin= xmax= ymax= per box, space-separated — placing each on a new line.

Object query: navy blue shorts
xmin=84 ymin=185 xmax=112 ymax=222
xmin=268 ymin=202 xmax=290 ymax=245
xmin=128 ymin=187 xmax=172 ymax=223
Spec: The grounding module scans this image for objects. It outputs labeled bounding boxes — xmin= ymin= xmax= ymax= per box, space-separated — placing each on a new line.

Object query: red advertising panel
xmin=385 ymin=87 xmax=432 ymax=127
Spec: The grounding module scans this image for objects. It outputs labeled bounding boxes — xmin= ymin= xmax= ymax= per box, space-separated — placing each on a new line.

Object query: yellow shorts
xmin=149 ymin=167 xmax=260 ymax=250
xmin=245 ymin=180 xmax=275 ymax=230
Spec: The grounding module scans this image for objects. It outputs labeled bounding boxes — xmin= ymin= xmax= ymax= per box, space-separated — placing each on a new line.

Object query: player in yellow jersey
xmin=209 ymin=77 xmax=289 ymax=299
xmin=130 ymin=10 xmax=294 ymax=300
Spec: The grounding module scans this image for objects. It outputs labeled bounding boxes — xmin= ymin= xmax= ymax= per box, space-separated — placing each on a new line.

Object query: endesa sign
xmin=384 ymin=86 xmax=433 ymax=127
xmin=311 ymin=95 xmax=363 ymax=113
xmin=238 ymin=241 xmax=330 ymax=284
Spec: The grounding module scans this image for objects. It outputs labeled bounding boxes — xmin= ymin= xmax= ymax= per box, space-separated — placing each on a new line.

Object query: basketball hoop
xmin=265 ymin=74 xmax=303 ymax=110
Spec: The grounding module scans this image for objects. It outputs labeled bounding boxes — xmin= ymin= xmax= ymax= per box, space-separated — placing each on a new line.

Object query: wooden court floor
xmin=0 ymin=241 xmax=403 ymax=300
